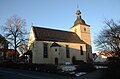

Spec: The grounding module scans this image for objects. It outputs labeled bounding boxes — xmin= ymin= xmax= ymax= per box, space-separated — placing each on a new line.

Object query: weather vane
xmin=76 ymin=0 xmax=80 ymax=10
xmin=77 ymin=4 xmax=79 ymax=9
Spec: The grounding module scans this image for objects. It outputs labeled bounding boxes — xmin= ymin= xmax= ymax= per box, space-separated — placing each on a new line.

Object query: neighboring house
xmin=5 ymin=49 xmax=19 ymax=60
xmin=27 ymin=10 xmax=93 ymax=64
xmin=92 ymin=53 xmax=98 ymax=61
xmin=0 ymin=34 xmax=8 ymax=60
xmin=94 ymin=52 xmax=114 ymax=62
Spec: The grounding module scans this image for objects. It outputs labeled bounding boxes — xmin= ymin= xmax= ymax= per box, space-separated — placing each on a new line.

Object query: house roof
xmin=98 ymin=52 xmax=115 ymax=57
xmin=32 ymin=26 xmax=85 ymax=44
xmin=0 ymin=34 xmax=7 ymax=42
xmin=24 ymin=50 xmax=32 ymax=55
xmin=5 ymin=49 xmax=19 ymax=56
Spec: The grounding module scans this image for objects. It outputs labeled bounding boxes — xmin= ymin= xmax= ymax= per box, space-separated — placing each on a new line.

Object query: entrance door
xmin=72 ymin=56 xmax=76 ymax=64
xmin=55 ymin=58 xmax=58 ymax=65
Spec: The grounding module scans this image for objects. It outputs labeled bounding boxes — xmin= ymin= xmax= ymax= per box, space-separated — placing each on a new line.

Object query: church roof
xmin=32 ymin=26 xmax=85 ymax=44
xmin=0 ymin=34 xmax=8 ymax=43
xmin=74 ymin=16 xmax=86 ymax=25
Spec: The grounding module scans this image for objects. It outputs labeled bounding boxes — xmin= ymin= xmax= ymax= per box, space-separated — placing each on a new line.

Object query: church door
xmin=72 ymin=56 xmax=76 ymax=64
xmin=55 ymin=58 xmax=58 ymax=65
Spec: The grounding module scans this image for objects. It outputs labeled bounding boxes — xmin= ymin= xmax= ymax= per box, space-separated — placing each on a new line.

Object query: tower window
xmin=84 ymin=27 xmax=86 ymax=31
xmin=80 ymin=46 xmax=84 ymax=55
xmin=66 ymin=45 xmax=70 ymax=58
xmin=43 ymin=43 xmax=48 ymax=58
xmin=75 ymin=28 xmax=77 ymax=32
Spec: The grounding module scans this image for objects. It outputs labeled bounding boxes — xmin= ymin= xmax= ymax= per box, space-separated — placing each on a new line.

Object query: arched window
xmin=84 ymin=27 xmax=86 ymax=31
xmin=80 ymin=46 xmax=84 ymax=55
xmin=43 ymin=43 xmax=48 ymax=58
xmin=66 ymin=45 xmax=70 ymax=58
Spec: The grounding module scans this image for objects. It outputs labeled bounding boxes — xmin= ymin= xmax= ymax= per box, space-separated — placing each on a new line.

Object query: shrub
xmin=107 ymin=57 xmax=120 ymax=69
xmin=74 ymin=61 xmax=96 ymax=72
xmin=0 ymin=62 xmax=58 ymax=73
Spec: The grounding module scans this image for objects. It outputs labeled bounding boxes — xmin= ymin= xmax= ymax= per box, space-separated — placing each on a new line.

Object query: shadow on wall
xmin=25 ymin=42 xmax=93 ymax=65
xmin=86 ymin=44 xmax=93 ymax=64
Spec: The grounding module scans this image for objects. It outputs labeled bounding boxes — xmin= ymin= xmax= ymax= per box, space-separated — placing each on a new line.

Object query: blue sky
xmin=0 ymin=0 xmax=120 ymax=52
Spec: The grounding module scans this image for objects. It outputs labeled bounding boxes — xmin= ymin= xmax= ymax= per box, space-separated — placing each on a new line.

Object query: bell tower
xmin=70 ymin=10 xmax=93 ymax=63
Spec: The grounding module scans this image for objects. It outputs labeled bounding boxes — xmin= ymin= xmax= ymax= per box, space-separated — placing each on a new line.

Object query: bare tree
xmin=18 ymin=40 xmax=28 ymax=55
xmin=3 ymin=15 xmax=28 ymax=59
xmin=94 ymin=19 xmax=120 ymax=56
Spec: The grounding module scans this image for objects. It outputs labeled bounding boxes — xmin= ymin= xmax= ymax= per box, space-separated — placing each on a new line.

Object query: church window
xmin=43 ymin=43 xmax=48 ymax=58
xmin=80 ymin=46 xmax=84 ymax=55
xmin=66 ymin=45 xmax=70 ymax=58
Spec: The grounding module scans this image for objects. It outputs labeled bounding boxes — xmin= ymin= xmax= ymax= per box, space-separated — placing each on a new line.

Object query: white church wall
xmin=30 ymin=40 xmax=87 ymax=64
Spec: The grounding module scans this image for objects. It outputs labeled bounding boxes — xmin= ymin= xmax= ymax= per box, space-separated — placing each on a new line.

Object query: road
xmin=0 ymin=67 xmax=103 ymax=79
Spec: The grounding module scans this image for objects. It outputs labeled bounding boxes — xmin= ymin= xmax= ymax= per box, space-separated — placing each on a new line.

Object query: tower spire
xmin=76 ymin=0 xmax=80 ymax=10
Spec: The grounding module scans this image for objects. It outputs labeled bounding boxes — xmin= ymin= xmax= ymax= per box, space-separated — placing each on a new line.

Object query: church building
xmin=27 ymin=10 xmax=92 ymax=64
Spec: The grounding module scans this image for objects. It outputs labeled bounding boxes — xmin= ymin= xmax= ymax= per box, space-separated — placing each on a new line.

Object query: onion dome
xmin=74 ymin=10 xmax=86 ymax=25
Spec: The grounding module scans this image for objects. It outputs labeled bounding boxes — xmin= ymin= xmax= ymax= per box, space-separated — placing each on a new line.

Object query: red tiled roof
xmin=98 ymin=52 xmax=115 ymax=57
xmin=5 ymin=49 xmax=19 ymax=58
xmin=32 ymin=26 xmax=85 ymax=44
xmin=6 ymin=49 xmax=19 ymax=55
